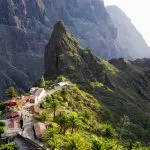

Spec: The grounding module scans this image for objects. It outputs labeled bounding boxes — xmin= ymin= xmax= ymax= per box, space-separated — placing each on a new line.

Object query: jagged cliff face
xmin=45 ymin=22 xmax=150 ymax=141
xmin=0 ymin=0 xmax=130 ymax=98
xmin=43 ymin=0 xmax=129 ymax=59
xmin=106 ymin=6 xmax=150 ymax=58
xmin=45 ymin=21 xmax=106 ymax=83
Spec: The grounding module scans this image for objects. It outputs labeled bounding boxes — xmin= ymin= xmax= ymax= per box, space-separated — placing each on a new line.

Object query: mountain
xmin=0 ymin=0 xmax=129 ymax=98
xmin=106 ymin=6 xmax=150 ymax=58
xmin=0 ymin=0 xmax=47 ymax=97
xmin=45 ymin=21 xmax=150 ymax=143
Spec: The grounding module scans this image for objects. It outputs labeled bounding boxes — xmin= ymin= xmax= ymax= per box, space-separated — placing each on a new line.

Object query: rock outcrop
xmin=45 ymin=21 xmax=105 ymax=83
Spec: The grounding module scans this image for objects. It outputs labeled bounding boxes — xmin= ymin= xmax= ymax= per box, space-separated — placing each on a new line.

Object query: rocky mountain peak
xmin=44 ymin=21 xmax=74 ymax=77
xmin=53 ymin=21 xmax=66 ymax=33
xmin=49 ymin=21 xmax=67 ymax=43
xmin=44 ymin=21 xmax=105 ymax=82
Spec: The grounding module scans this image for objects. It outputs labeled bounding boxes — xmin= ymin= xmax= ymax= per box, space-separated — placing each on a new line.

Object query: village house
xmin=4 ymin=87 xmax=46 ymax=109
xmin=4 ymin=96 xmax=31 ymax=108
xmin=30 ymin=87 xmax=46 ymax=104
xmin=7 ymin=111 xmax=21 ymax=129
xmin=33 ymin=122 xmax=46 ymax=139
xmin=4 ymin=97 xmax=18 ymax=108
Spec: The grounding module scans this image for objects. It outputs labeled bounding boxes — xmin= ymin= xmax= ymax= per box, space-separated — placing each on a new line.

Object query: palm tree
xmin=65 ymin=138 xmax=78 ymax=150
xmin=43 ymin=128 xmax=57 ymax=142
xmin=49 ymin=99 xmax=60 ymax=119
xmin=55 ymin=113 xmax=69 ymax=135
xmin=92 ymin=139 xmax=102 ymax=150
xmin=62 ymin=135 xmax=87 ymax=150
xmin=81 ymin=109 xmax=91 ymax=123
xmin=68 ymin=112 xmax=81 ymax=134
xmin=39 ymin=111 xmax=49 ymax=122
xmin=102 ymin=124 xmax=115 ymax=139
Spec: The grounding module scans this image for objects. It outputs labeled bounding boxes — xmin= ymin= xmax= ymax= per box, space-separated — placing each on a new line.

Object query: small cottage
xmin=30 ymin=87 xmax=46 ymax=104
xmin=33 ymin=122 xmax=46 ymax=139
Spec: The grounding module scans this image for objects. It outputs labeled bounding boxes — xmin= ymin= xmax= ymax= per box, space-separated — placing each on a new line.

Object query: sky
xmin=104 ymin=0 xmax=150 ymax=46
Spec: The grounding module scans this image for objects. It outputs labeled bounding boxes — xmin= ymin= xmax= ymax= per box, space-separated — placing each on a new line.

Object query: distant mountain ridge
xmin=106 ymin=5 xmax=150 ymax=58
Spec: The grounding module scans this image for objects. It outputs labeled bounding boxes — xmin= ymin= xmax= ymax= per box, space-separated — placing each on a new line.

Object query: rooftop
xmin=34 ymin=122 xmax=46 ymax=137
xmin=4 ymin=96 xmax=31 ymax=107
xmin=30 ymin=87 xmax=45 ymax=97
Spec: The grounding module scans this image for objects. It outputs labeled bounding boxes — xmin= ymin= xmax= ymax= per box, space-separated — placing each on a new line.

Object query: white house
xmin=30 ymin=87 xmax=46 ymax=104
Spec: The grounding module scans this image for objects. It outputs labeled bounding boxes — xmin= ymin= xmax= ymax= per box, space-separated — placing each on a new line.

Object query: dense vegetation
xmin=0 ymin=121 xmax=5 ymax=137
xmin=0 ymin=142 xmax=17 ymax=150
xmin=7 ymin=87 xmax=18 ymax=99
xmin=44 ymin=21 xmax=150 ymax=149
xmin=0 ymin=121 xmax=16 ymax=150
xmin=34 ymin=77 xmax=150 ymax=149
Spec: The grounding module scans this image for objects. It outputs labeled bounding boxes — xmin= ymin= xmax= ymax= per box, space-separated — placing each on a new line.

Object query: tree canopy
xmin=7 ymin=87 xmax=18 ymax=98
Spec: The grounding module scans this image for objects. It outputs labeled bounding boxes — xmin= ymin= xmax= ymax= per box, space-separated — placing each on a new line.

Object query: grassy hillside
xmin=35 ymin=77 xmax=149 ymax=149
xmin=44 ymin=21 xmax=150 ymax=147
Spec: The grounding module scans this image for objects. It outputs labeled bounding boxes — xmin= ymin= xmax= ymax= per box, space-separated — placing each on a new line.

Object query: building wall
xmin=37 ymin=89 xmax=45 ymax=101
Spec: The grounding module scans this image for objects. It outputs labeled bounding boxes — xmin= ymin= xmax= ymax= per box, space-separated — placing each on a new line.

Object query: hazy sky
xmin=105 ymin=0 xmax=150 ymax=46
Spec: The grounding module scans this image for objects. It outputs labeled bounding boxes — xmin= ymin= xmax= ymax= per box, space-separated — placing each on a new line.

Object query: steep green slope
xmin=45 ymin=21 xmax=150 ymax=144
xmin=37 ymin=78 xmax=148 ymax=149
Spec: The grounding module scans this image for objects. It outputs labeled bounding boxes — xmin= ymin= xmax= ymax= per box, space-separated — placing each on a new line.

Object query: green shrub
xmin=0 ymin=126 xmax=4 ymax=136
xmin=0 ymin=142 xmax=17 ymax=150
xmin=0 ymin=121 xmax=5 ymax=127
xmin=0 ymin=103 xmax=6 ymax=111
xmin=92 ymin=138 xmax=102 ymax=150
xmin=101 ymin=124 xmax=116 ymax=139
xmin=7 ymin=87 xmax=18 ymax=98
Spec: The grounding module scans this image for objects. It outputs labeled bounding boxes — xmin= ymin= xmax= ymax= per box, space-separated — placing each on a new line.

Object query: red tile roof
xmin=34 ymin=122 xmax=46 ymax=138
xmin=5 ymin=96 xmax=31 ymax=107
